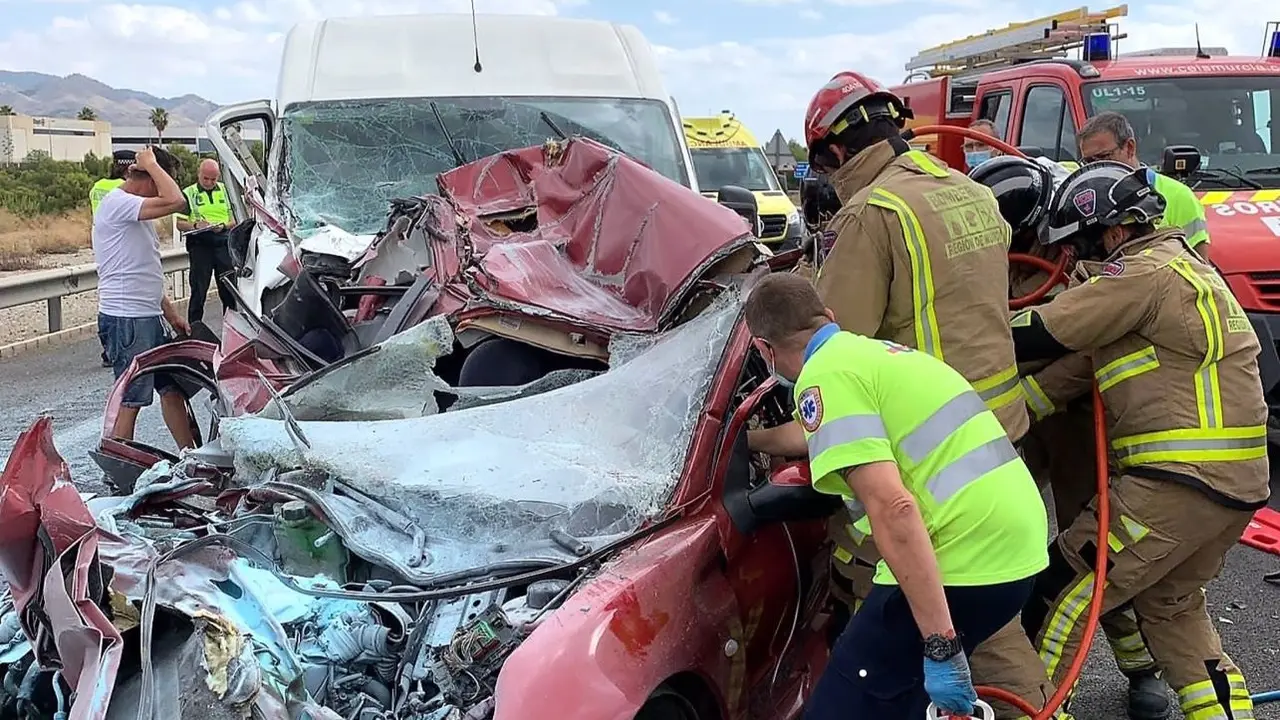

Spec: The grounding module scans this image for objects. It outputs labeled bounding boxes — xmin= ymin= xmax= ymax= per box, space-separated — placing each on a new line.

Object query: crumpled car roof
xmin=403 ymin=137 xmax=754 ymax=332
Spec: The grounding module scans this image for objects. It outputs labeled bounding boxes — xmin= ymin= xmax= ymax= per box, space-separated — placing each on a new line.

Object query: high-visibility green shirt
xmin=1154 ymin=173 xmax=1209 ymax=247
xmin=89 ymin=178 xmax=124 ymax=215
xmin=182 ymin=181 xmax=232 ymax=226
xmin=794 ymin=324 xmax=1050 ymax=587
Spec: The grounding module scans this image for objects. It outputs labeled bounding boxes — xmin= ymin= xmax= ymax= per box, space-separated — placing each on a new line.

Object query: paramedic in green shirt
xmin=1078 ymin=111 xmax=1212 ymax=263
xmin=89 ymin=150 xmax=135 ymax=366
xmin=743 ymin=273 xmax=1049 ymax=720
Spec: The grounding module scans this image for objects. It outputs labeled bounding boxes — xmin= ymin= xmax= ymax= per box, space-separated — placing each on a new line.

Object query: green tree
xmin=149 ymin=107 xmax=169 ymax=142
xmin=165 ymin=144 xmax=201 ymax=188
xmin=77 ymin=106 xmax=97 ymax=121
xmin=0 ymin=105 xmax=14 ymax=116
xmin=788 ymin=139 xmax=806 ymax=161
xmin=249 ymin=140 xmax=265 ymax=169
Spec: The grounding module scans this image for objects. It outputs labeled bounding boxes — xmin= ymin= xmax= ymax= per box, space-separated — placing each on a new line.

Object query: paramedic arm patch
xmin=798 ymin=386 xmax=824 ymax=432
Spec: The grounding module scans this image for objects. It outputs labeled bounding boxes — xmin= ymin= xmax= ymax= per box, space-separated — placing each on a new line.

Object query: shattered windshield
xmin=691 ymin=147 xmax=782 ymax=192
xmin=281 ymin=96 xmax=691 ymax=235
xmin=216 ymin=293 xmax=742 ymax=581
xmin=1082 ymin=75 xmax=1280 ymax=188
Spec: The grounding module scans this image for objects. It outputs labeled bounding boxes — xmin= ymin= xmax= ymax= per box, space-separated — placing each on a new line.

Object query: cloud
xmin=653 ymin=10 xmax=676 ymax=25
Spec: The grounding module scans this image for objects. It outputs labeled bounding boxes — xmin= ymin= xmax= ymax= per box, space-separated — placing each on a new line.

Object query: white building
xmin=112 ymin=124 xmax=264 ymax=154
xmin=0 ymin=114 xmax=113 ymax=163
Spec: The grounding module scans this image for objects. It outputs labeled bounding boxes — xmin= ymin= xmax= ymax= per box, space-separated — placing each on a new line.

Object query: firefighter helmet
xmin=968 ymin=155 xmax=1055 ymax=250
xmin=1044 ymin=161 xmax=1166 ymax=250
xmin=803 ymin=71 xmax=911 ymax=162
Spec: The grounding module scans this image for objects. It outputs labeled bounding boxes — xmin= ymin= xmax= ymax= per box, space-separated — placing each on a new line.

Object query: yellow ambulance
xmin=683 ymin=112 xmax=803 ymax=248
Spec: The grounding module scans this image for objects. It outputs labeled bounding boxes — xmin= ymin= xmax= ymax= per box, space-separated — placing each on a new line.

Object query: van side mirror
xmin=716 ymin=185 xmax=761 ymax=237
xmin=1161 ymin=145 xmax=1202 ymax=178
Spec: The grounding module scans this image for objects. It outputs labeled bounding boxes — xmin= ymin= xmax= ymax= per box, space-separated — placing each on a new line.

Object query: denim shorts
xmin=98 ymin=314 xmax=179 ymax=408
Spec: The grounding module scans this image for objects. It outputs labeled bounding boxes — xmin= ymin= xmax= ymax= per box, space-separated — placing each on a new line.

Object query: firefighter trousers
xmin=1022 ymin=473 xmax=1256 ymax=720
xmin=1026 ymin=405 xmax=1162 ymax=682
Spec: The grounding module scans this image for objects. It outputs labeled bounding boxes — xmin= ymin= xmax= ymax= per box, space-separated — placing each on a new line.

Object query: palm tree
xmin=149 ymin=107 xmax=169 ymax=143
xmin=77 ymin=106 xmax=97 ymax=121
xmin=0 ymin=105 xmax=14 ymax=116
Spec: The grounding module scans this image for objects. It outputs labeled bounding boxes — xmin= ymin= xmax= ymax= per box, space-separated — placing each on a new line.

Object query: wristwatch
xmin=922 ymin=632 xmax=963 ymax=662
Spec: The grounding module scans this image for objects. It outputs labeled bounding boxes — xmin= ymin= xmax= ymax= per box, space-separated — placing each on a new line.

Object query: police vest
xmin=795 ymin=325 xmax=1050 ymax=587
xmin=89 ymin=178 xmax=124 ymax=215
xmin=183 ymin=182 xmax=232 ymax=225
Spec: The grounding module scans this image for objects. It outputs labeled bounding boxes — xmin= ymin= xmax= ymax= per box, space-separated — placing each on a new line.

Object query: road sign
xmin=766 ymin=130 xmax=796 ymax=171
xmin=794 ymin=162 xmax=809 ymax=179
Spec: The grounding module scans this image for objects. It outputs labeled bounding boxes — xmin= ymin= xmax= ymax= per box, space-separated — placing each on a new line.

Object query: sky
xmin=0 ymin=0 xmax=1277 ymax=143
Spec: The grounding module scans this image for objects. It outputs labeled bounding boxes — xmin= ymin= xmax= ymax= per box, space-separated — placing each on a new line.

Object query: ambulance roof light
xmin=1084 ymin=33 xmax=1112 ymax=61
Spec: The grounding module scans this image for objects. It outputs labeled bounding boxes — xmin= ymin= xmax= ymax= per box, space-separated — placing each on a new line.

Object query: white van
xmin=207 ymin=13 xmax=697 ymax=315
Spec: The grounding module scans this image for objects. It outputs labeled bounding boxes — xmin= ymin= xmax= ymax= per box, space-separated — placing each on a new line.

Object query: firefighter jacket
xmin=819 ymin=138 xmax=1029 ymax=442
xmin=1014 ymin=228 xmax=1270 ymax=509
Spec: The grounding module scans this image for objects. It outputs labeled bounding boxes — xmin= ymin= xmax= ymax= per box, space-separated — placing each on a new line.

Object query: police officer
xmin=744 ymin=272 xmax=1049 ymax=719
xmin=177 ymin=158 xmax=236 ymax=324
xmin=1012 ymin=162 xmax=1265 ymax=720
xmin=89 ymin=150 xmax=136 ymax=366
xmin=1078 ymin=112 xmax=1212 ymax=263
xmin=972 ymin=156 xmax=1171 ymax=720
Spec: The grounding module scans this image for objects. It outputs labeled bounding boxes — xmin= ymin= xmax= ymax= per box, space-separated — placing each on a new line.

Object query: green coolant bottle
xmin=273 ymin=500 xmax=349 ymax=581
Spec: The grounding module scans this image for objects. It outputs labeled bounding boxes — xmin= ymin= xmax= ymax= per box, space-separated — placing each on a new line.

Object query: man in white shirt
xmin=93 ymin=146 xmax=194 ymax=447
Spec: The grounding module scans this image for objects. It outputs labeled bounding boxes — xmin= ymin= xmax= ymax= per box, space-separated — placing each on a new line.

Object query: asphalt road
xmin=0 ymin=316 xmax=1278 ymax=718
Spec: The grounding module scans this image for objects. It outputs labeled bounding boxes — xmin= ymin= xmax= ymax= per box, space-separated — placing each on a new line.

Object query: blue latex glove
xmin=923 ymin=653 xmax=978 ymax=715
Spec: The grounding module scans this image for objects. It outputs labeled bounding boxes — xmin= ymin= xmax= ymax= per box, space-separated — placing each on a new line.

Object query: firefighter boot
xmin=1125 ymin=669 xmax=1172 ymax=720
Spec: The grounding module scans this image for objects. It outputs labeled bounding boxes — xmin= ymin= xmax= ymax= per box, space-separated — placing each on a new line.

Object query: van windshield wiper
xmin=1243 ymin=165 xmax=1280 ymax=175
xmin=429 ymin=100 xmax=467 ymax=167
xmin=1190 ymin=167 xmax=1262 ymax=190
xmin=539 ymin=111 xmax=568 ymax=140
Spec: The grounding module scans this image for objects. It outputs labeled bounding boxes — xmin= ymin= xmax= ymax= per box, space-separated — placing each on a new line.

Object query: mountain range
xmin=0 ymin=71 xmax=219 ymax=127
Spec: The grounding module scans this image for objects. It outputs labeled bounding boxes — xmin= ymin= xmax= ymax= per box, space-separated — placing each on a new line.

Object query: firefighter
xmin=970 ymin=155 xmax=1172 ymax=720
xmin=1012 ymin=161 xmax=1266 ymax=720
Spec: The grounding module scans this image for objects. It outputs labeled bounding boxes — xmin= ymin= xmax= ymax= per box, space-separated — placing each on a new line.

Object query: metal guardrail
xmin=0 ymin=247 xmax=191 ymax=334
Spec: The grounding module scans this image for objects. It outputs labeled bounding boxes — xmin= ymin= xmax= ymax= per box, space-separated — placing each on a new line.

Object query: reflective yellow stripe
xmin=904 ymin=150 xmax=950 ymax=178
xmin=972 ymin=364 xmax=1022 ymax=411
xmin=1228 ymin=671 xmax=1255 ymax=718
xmin=1011 ymin=309 xmax=1033 ymax=327
xmin=1120 ymin=514 xmax=1149 ymax=543
xmin=1251 ymin=189 xmax=1280 ymax=202
xmin=1038 ymin=572 xmax=1094 ymax=678
xmin=1020 ymin=376 xmax=1055 ymax=420
xmin=1179 ymin=680 xmax=1230 ymax=719
xmin=869 ymin=189 xmax=943 ymax=359
xmin=1199 ymin=191 xmax=1233 ymax=205
xmin=1112 ymin=426 xmax=1268 ymax=466
xmin=833 ymin=546 xmax=854 ymax=564
xmin=1094 ymin=345 xmax=1160 ymax=392
xmin=1169 ymin=258 xmax=1226 ymax=428
xmin=1107 ymin=630 xmax=1156 ymax=672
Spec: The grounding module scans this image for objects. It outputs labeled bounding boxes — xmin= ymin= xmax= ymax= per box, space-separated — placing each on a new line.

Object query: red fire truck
xmin=890 ymin=5 xmax=1280 ymax=438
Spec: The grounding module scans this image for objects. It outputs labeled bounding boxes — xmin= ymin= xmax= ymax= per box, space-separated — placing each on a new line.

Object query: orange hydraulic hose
xmin=894 ymin=122 xmax=1108 ymax=719
xmin=974 ymin=384 xmax=1110 ymax=719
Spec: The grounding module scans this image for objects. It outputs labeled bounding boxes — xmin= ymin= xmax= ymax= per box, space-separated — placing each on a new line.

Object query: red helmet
xmin=803 ymin=70 xmax=909 ymax=150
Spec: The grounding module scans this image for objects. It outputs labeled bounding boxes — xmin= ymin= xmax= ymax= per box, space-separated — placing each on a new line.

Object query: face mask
xmin=966 ymin=150 xmax=992 ymax=168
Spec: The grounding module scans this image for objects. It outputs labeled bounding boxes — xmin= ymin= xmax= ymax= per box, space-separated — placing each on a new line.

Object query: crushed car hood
xmin=358 ymin=138 xmax=755 ymax=333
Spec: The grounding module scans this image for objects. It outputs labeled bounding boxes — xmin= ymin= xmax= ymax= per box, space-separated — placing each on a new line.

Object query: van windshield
xmin=689 ymin=147 xmax=781 ymax=192
xmin=280 ymin=96 xmax=690 ymax=235
xmin=1082 ymin=75 xmax=1280 ymax=188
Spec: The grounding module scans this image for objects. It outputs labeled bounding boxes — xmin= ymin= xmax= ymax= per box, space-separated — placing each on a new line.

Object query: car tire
xmin=635 ymin=688 xmax=701 ymax=720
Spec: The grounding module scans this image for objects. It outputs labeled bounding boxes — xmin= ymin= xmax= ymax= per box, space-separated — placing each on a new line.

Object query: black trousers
xmin=186 ymin=236 xmax=235 ymax=324
xmin=804 ymin=578 xmax=1035 ymax=719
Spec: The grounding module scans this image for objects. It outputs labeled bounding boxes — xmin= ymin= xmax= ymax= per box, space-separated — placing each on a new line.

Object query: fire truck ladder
xmin=902 ymin=5 xmax=1128 ymax=117
xmin=905 ymin=5 xmax=1129 ymax=76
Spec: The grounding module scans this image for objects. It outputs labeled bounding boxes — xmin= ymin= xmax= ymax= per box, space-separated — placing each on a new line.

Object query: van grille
xmin=760 ymin=214 xmax=788 ymax=239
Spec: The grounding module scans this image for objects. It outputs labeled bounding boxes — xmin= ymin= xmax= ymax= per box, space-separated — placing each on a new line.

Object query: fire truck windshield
xmin=1082 ymin=75 xmax=1280 ymax=187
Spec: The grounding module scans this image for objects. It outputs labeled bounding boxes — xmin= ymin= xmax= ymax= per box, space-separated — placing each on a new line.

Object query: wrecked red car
xmin=0 ymin=138 xmax=837 ymax=719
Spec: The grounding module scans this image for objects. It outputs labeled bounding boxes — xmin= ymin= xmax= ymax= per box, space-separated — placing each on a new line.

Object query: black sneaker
xmin=101 ymin=351 xmax=111 ymax=368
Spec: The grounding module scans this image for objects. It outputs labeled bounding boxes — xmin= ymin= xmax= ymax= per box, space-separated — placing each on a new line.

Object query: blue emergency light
xmin=1269 ymin=31 xmax=1280 ymax=58
xmin=1083 ymin=33 xmax=1112 ymax=61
